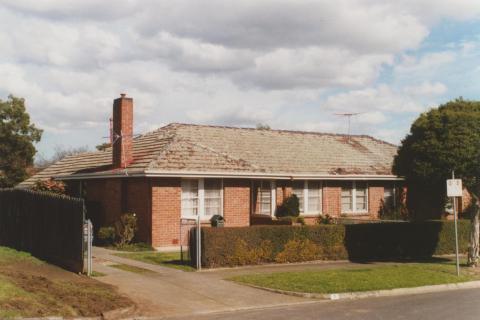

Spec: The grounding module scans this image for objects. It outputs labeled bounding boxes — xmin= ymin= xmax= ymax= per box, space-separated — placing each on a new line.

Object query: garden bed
xmin=0 ymin=246 xmax=134 ymax=318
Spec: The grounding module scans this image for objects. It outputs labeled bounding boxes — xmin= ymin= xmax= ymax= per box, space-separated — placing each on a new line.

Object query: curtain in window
xmin=341 ymin=186 xmax=352 ymax=212
xmin=308 ymin=181 xmax=322 ymax=213
xmin=204 ymin=179 xmax=222 ymax=216
xmin=253 ymin=181 xmax=271 ymax=215
xmin=355 ymin=182 xmax=367 ymax=211
xmin=181 ymin=180 xmax=198 ymax=216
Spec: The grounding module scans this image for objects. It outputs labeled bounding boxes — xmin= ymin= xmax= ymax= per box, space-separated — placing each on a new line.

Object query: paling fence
xmin=0 ymin=188 xmax=85 ymax=273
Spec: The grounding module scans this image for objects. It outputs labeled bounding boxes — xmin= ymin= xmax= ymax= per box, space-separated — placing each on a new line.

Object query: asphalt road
xmin=169 ymin=288 xmax=480 ymax=320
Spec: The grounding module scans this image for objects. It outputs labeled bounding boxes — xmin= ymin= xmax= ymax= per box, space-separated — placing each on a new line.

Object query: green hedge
xmin=196 ymin=220 xmax=470 ymax=268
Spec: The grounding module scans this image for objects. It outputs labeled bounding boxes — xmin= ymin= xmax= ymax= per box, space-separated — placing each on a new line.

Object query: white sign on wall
xmin=447 ymin=179 xmax=462 ymax=197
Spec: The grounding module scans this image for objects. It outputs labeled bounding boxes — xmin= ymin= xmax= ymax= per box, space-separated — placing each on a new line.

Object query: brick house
xmin=21 ymin=95 xmax=404 ymax=250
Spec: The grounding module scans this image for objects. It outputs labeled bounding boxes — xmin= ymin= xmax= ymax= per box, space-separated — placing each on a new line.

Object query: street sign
xmin=447 ymin=172 xmax=461 ymax=277
xmin=447 ymin=179 xmax=462 ymax=197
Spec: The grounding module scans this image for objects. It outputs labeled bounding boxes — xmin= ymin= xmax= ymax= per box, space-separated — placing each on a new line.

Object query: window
xmin=204 ymin=179 xmax=222 ymax=216
xmin=307 ymin=181 xmax=322 ymax=213
xmin=292 ymin=181 xmax=305 ymax=213
xmin=383 ymin=186 xmax=395 ymax=211
xmin=292 ymin=181 xmax=323 ymax=215
xmin=253 ymin=180 xmax=274 ymax=215
xmin=341 ymin=181 xmax=368 ymax=214
xmin=181 ymin=179 xmax=199 ymax=216
xmin=181 ymin=179 xmax=223 ymax=218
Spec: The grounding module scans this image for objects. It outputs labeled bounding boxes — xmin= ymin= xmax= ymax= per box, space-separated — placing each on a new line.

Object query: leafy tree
xmin=0 ymin=95 xmax=42 ymax=187
xmin=276 ymin=194 xmax=300 ymax=218
xmin=393 ymin=98 xmax=480 ymax=266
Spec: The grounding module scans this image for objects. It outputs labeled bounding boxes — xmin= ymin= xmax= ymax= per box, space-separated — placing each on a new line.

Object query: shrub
xmin=32 ymin=179 xmax=66 ymax=195
xmin=115 ymin=213 xmax=138 ymax=247
xmin=275 ymin=239 xmax=320 ymax=263
xmin=276 ymin=194 xmax=300 ymax=218
xmin=197 ymin=220 xmax=470 ymax=268
xmin=97 ymin=227 xmax=116 ymax=245
xmin=317 ymin=214 xmax=334 ymax=225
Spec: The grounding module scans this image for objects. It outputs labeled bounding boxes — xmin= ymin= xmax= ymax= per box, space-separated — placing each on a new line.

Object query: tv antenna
xmin=334 ymin=112 xmax=363 ymax=139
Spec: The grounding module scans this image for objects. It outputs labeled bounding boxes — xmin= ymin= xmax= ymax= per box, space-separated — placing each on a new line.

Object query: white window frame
xmin=341 ymin=181 xmax=369 ymax=214
xmin=251 ymin=180 xmax=276 ymax=217
xmin=292 ymin=181 xmax=323 ymax=216
xmin=181 ymin=178 xmax=223 ymax=220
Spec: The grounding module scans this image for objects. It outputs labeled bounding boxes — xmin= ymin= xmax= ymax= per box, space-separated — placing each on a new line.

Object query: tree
xmin=393 ymin=98 xmax=480 ymax=266
xmin=0 ymin=95 xmax=42 ymax=187
xmin=36 ymin=145 xmax=89 ymax=168
xmin=256 ymin=123 xmax=271 ymax=130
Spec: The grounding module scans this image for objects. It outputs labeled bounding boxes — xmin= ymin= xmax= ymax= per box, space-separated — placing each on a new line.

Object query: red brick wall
xmin=85 ymin=179 xmax=122 ymax=226
xmin=323 ymin=181 xmax=342 ymax=217
xmin=151 ymin=178 xmax=181 ymax=248
xmin=368 ymin=182 xmax=384 ymax=219
xmin=125 ymin=178 xmax=151 ymax=243
xmin=223 ymin=179 xmax=250 ymax=227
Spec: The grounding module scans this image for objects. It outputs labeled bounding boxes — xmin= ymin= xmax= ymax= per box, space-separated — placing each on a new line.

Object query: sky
xmin=0 ymin=0 xmax=479 ymax=159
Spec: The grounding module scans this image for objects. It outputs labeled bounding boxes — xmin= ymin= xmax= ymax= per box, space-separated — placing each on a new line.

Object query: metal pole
xmin=87 ymin=219 xmax=93 ymax=276
xmin=453 ymin=171 xmax=460 ymax=276
xmin=180 ymin=219 xmax=183 ymax=264
xmin=197 ymin=215 xmax=202 ymax=270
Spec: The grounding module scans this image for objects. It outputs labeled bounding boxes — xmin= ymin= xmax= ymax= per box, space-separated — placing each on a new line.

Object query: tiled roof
xmin=19 ymin=123 xmax=398 ymax=187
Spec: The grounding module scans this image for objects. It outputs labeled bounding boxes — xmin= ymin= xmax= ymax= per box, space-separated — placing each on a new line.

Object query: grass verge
xmin=114 ymin=251 xmax=195 ymax=272
xmin=230 ymin=262 xmax=480 ymax=294
xmin=0 ymin=246 xmax=133 ymax=319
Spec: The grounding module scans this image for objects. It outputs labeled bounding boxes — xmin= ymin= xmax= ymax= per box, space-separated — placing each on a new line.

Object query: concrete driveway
xmin=92 ymin=247 xmax=316 ymax=318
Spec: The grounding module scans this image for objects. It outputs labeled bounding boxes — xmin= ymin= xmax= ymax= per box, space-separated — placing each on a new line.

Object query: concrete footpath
xmin=92 ymin=247 xmax=317 ymax=318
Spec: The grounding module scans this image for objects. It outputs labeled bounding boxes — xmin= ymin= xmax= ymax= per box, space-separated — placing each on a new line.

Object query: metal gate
xmin=180 ymin=217 xmax=202 ymax=270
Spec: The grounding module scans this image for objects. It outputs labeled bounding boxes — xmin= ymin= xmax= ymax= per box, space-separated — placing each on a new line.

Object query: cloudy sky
xmin=1 ymin=1 xmax=480 ymax=159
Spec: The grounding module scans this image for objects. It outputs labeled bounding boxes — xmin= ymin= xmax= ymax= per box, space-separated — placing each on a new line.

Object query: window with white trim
xmin=204 ymin=179 xmax=222 ymax=216
xmin=341 ymin=181 xmax=368 ymax=214
xmin=181 ymin=179 xmax=223 ymax=218
xmin=253 ymin=180 xmax=275 ymax=215
xmin=307 ymin=181 xmax=322 ymax=213
xmin=181 ymin=179 xmax=199 ymax=216
xmin=292 ymin=181 xmax=323 ymax=215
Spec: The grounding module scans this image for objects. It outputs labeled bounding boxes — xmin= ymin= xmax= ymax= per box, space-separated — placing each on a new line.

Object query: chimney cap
xmin=120 ymin=93 xmax=127 ymax=98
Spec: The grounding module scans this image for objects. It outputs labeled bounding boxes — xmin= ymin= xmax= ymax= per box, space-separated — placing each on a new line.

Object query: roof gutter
xmin=55 ymin=169 xmax=404 ymax=181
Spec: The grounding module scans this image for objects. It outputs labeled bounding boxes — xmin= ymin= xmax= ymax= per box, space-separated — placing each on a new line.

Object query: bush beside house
xmin=197 ymin=220 xmax=470 ymax=268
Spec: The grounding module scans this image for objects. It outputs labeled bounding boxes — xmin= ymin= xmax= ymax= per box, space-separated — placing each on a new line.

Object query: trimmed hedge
xmin=197 ymin=220 xmax=470 ymax=268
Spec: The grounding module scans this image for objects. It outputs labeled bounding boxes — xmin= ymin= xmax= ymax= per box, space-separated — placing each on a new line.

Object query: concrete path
xmin=92 ymin=247 xmax=316 ymax=318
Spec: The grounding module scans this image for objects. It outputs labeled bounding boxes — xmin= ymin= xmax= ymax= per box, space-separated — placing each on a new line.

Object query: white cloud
xmin=0 ymin=0 xmax=479 ymax=155
xmin=404 ymin=81 xmax=447 ymax=96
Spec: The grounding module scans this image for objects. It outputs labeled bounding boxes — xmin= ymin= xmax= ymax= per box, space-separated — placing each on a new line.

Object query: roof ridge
xmin=164 ymin=122 xmax=396 ymax=146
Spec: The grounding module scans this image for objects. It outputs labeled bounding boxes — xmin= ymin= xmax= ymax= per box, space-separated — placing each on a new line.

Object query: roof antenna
xmin=334 ymin=112 xmax=363 ymax=141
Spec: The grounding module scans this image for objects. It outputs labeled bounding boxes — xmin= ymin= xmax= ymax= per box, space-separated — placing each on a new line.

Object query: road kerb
xmin=237 ymin=280 xmax=480 ymax=300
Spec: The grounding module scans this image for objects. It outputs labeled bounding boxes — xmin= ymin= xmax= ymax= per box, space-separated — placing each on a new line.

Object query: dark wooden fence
xmin=0 ymin=189 xmax=85 ymax=273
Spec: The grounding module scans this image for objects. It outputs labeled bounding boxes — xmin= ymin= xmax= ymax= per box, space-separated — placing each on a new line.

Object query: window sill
xmin=300 ymin=212 xmax=323 ymax=217
xmin=340 ymin=212 xmax=370 ymax=216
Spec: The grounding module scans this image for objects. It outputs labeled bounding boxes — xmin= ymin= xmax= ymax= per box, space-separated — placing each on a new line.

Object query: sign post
xmin=447 ymin=172 xmax=462 ymax=276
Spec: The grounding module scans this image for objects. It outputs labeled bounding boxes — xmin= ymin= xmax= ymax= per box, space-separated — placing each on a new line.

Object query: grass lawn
xmin=114 ymin=251 xmax=195 ymax=272
xmin=230 ymin=262 xmax=480 ymax=294
xmin=0 ymin=246 xmax=133 ymax=319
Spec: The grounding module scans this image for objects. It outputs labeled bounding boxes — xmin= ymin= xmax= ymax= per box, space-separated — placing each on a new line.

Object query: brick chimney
xmin=112 ymin=93 xmax=133 ymax=168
